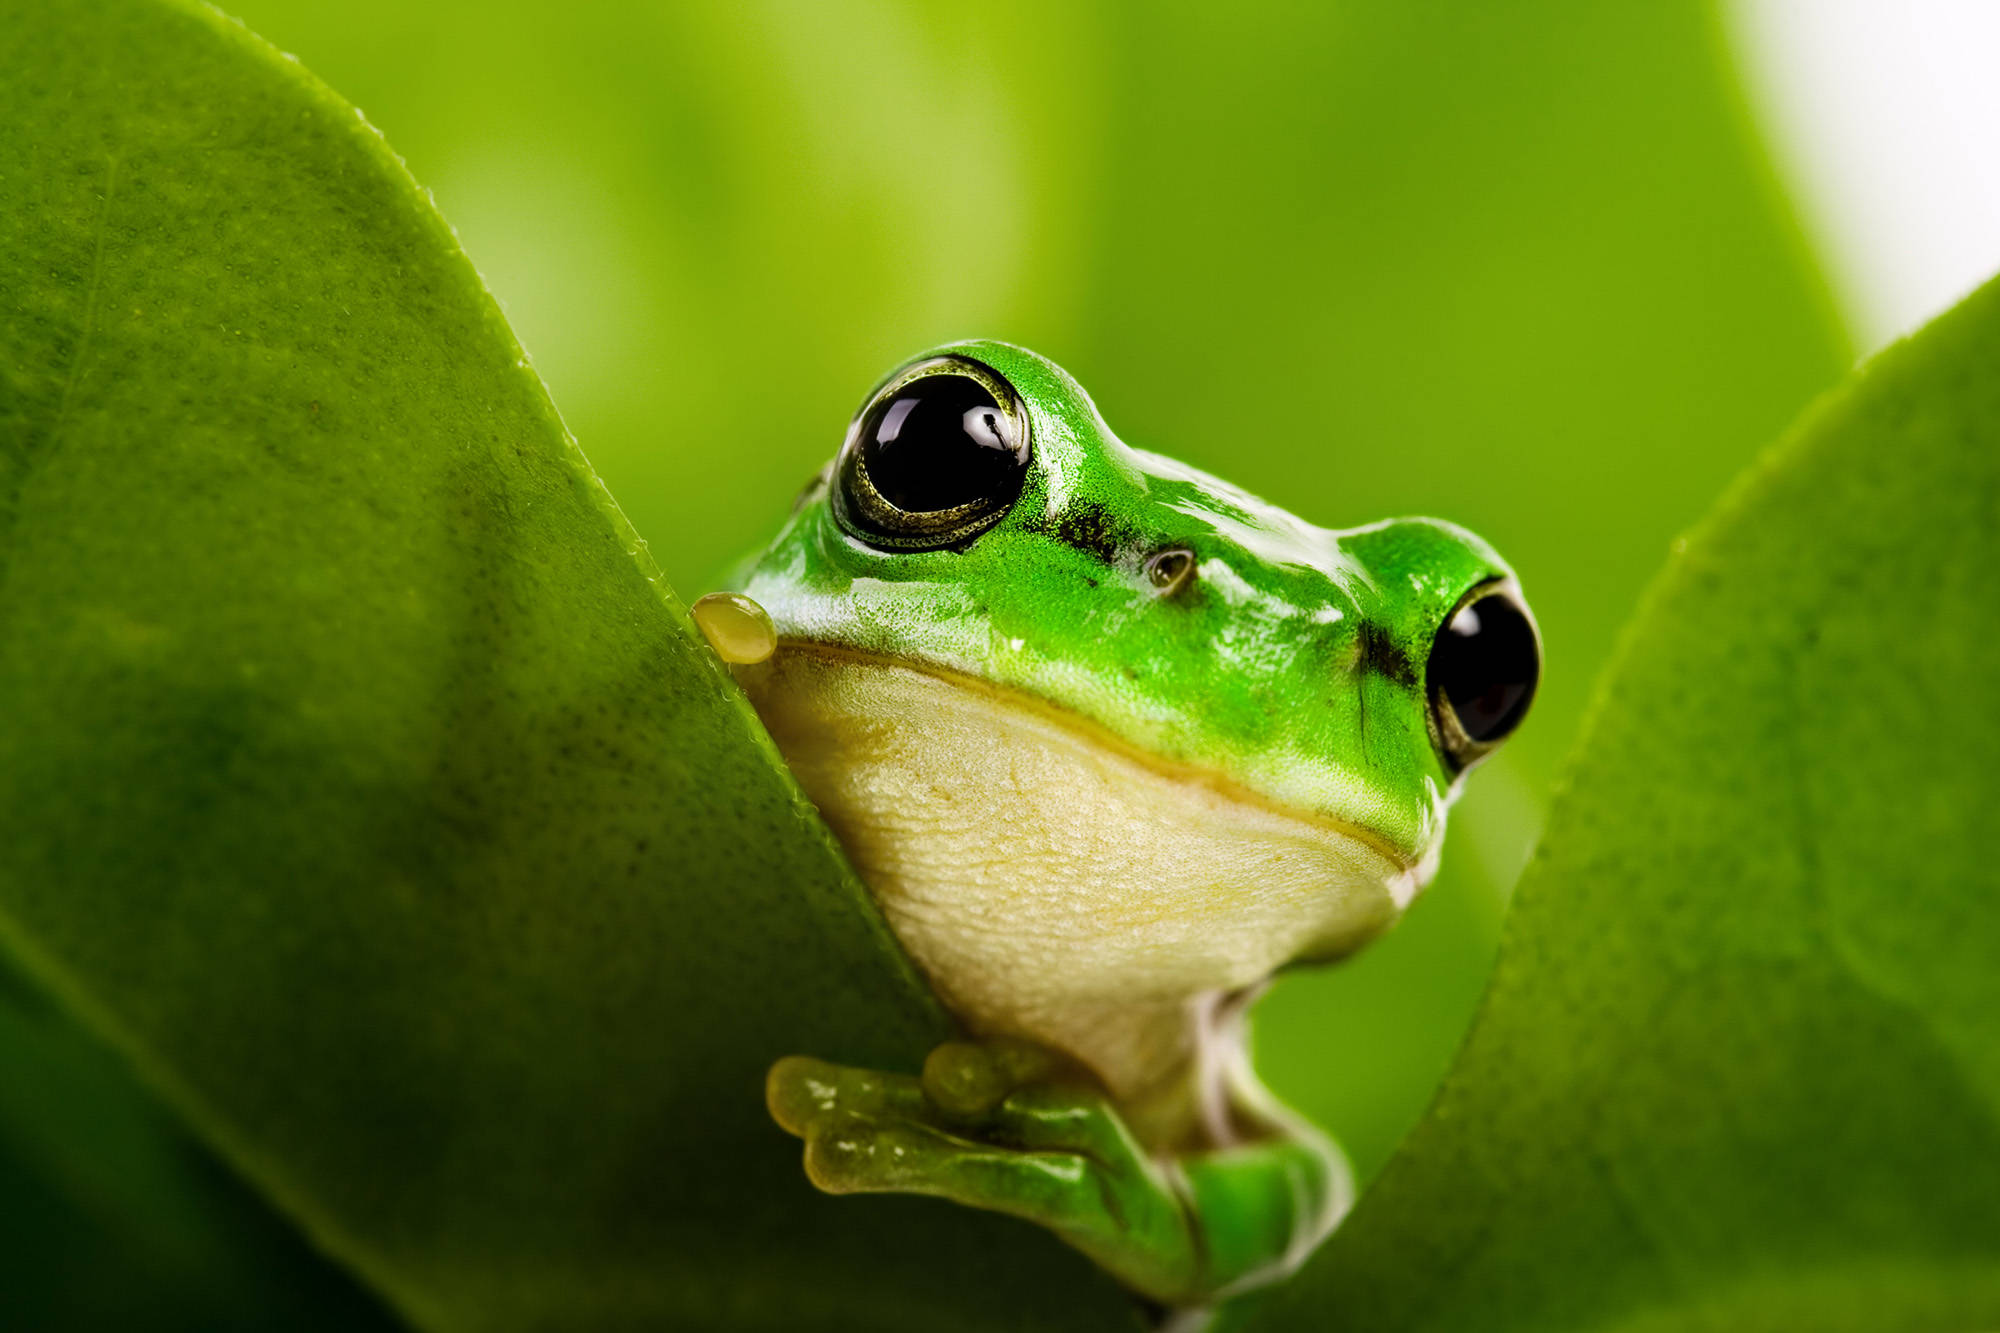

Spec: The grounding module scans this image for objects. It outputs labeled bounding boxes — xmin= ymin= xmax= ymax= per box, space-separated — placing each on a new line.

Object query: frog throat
xmin=734 ymin=640 xmax=1435 ymax=1099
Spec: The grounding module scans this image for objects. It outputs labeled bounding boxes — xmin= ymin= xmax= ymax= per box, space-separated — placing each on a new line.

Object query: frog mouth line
xmin=754 ymin=637 xmax=1422 ymax=875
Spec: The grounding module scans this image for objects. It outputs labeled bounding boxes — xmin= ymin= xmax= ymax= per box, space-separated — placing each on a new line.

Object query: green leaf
xmin=0 ymin=1 xmax=1134 ymax=1327
xmin=0 ymin=950 xmax=400 ymax=1329
xmin=1238 ymin=278 xmax=2000 ymax=1328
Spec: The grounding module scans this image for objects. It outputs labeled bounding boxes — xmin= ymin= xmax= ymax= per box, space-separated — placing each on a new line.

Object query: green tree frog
xmin=695 ymin=341 xmax=1538 ymax=1310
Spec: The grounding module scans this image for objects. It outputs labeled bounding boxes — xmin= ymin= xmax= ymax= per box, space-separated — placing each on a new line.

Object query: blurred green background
xmin=199 ymin=0 xmax=1846 ymax=1182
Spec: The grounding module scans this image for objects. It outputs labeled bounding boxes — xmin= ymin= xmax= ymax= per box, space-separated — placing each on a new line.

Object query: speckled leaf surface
xmin=0 ymin=949 xmax=401 ymax=1329
xmin=0 ymin=2 xmax=1137 ymax=1328
xmin=1235 ymin=280 xmax=2000 ymax=1330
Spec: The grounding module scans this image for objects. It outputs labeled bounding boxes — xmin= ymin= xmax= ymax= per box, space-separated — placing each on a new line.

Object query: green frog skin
xmin=708 ymin=340 xmax=1539 ymax=1309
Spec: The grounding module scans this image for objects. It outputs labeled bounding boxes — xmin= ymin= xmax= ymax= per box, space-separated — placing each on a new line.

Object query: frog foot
xmin=767 ymin=1038 xmax=1212 ymax=1306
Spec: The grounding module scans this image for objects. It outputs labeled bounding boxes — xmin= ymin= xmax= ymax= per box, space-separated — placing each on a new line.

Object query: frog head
xmin=725 ymin=340 xmax=1538 ymax=1090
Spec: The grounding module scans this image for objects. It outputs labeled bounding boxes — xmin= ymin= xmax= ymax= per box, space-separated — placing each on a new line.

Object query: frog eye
xmin=832 ymin=356 xmax=1031 ymax=551
xmin=1427 ymin=582 xmax=1540 ymax=774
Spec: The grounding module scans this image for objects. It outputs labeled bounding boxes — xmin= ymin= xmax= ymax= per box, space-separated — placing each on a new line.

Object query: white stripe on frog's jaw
xmin=731 ymin=641 xmax=1432 ymax=1107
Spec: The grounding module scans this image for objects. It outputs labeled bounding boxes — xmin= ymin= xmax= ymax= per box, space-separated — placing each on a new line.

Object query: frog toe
xmin=765 ymin=1049 xmax=1208 ymax=1304
xmin=800 ymin=1109 xmax=1095 ymax=1219
xmin=920 ymin=1036 xmax=1072 ymax=1118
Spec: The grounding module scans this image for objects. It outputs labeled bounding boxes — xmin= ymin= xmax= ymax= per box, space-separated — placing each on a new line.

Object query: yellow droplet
xmin=691 ymin=591 xmax=777 ymax=664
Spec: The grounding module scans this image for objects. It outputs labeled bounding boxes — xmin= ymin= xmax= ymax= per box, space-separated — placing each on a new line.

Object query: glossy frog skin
xmin=705 ymin=340 xmax=1538 ymax=1310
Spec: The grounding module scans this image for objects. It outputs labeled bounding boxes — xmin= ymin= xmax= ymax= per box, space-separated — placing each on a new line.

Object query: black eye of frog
xmin=1427 ymin=583 xmax=1540 ymax=772
xmin=833 ymin=356 xmax=1030 ymax=552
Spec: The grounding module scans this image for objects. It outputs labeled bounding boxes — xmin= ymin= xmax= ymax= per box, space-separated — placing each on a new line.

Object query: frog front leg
xmin=766 ymin=1039 xmax=1347 ymax=1308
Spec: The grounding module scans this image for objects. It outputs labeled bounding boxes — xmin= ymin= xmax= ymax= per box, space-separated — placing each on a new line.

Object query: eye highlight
xmin=832 ymin=356 xmax=1030 ymax=552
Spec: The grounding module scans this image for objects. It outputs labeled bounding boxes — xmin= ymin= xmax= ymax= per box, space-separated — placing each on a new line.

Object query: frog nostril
xmin=1144 ymin=547 xmax=1197 ymax=595
xmin=1426 ymin=583 xmax=1539 ymax=773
